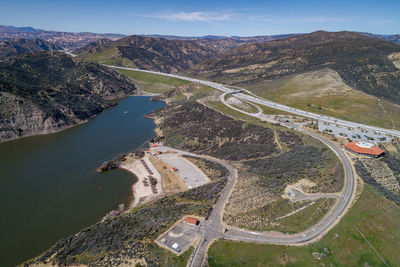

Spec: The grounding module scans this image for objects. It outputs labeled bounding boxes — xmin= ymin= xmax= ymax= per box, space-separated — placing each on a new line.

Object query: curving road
xmin=157 ymin=129 xmax=354 ymax=266
xmin=107 ymin=65 xmax=400 ymax=140
xmin=105 ymin=65 xmax=356 ymax=266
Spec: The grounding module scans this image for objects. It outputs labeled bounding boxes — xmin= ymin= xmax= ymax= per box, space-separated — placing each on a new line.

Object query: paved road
xmin=105 ymin=66 xmax=356 ymax=266
xmin=220 ymin=93 xmax=263 ymax=116
xmin=154 ymin=147 xmax=237 ymax=267
xmin=158 ymin=127 xmax=354 ymax=266
xmin=107 ymin=65 xmax=400 ymax=140
xmin=287 ymin=188 xmax=340 ymax=202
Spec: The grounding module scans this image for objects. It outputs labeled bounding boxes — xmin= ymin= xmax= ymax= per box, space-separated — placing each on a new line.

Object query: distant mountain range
xmin=1 ymin=25 xmax=399 ymax=51
xmin=360 ymin=32 xmax=400 ymax=45
xmin=0 ymin=25 xmax=125 ymax=49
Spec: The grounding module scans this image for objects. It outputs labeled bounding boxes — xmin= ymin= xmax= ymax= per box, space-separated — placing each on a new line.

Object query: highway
xmin=105 ymin=65 xmax=356 ymax=266
xmin=107 ymin=65 xmax=400 ymax=140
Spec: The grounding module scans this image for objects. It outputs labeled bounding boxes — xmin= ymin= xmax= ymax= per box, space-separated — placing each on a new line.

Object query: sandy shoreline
xmin=120 ymin=154 xmax=163 ymax=208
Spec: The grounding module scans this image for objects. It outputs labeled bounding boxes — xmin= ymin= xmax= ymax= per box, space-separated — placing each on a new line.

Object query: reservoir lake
xmin=0 ymin=96 xmax=164 ymax=266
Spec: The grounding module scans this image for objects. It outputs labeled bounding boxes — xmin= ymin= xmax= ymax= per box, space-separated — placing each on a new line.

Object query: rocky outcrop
xmin=0 ymin=51 xmax=136 ymax=142
xmin=389 ymin=52 xmax=400 ymax=69
xmin=0 ymin=92 xmax=78 ymax=141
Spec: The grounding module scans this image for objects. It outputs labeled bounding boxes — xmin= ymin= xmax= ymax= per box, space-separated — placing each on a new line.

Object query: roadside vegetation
xmin=150 ymin=89 xmax=343 ymax=234
xmin=149 ymin=101 xmax=278 ymax=161
xmin=209 ymin=185 xmax=400 ymax=267
xmin=118 ymin=69 xmax=191 ymax=94
xmin=355 ymin=140 xmax=400 ymax=204
xmin=260 ymin=198 xmax=336 ymax=233
xmin=244 ymin=69 xmax=400 ymax=130
xmin=224 ymin=94 xmax=259 ymax=114
xmin=183 ymin=156 xmax=230 ymax=181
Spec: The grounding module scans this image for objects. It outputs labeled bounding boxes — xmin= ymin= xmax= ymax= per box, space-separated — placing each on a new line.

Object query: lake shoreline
xmin=0 ymin=94 xmax=161 ymax=144
xmin=120 ymin=153 xmax=164 ymax=209
xmin=1 ymin=95 xmax=165 ymax=267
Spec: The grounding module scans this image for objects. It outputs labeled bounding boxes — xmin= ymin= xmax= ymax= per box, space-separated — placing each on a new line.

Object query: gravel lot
xmin=157 ymin=153 xmax=210 ymax=188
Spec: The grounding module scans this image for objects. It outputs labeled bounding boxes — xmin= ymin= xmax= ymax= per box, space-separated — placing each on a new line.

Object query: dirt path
xmin=274 ymin=130 xmax=283 ymax=152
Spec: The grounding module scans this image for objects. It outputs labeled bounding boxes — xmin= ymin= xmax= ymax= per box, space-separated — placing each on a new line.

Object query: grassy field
xmin=208 ymin=185 xmax=400 ymax=266
xmin=117 ymin=69 xmax=191 ymax=94
xmin=84 ymin=47 xmax=136 ymax=67
xmin=260 ymin=198 xmax=336 ymax=233
xmin=157 ymin=246 xmax=194 ymax=267
xmin=243 ymin=69 xmax=400 ymax=130
xmin=208 ymin=101 xmax=277 ymax=129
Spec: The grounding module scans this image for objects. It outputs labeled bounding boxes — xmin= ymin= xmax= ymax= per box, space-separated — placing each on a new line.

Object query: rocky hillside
xmin=189 ymin=31 xmax=400 ymax=105
xmin=73 ymin=38 xmax=113 ymax=56
xmin=0 ymin=38 xmax=62 ymax=58
xmin=76 ymin=35 xmax=220 ymax=73
xmin=76 ymin=34 xmax=303 ymax=72
xmin=0 ymin=52 xmax=136 ymax=142
xmin=141 ymin=34 xmax=301 ymax=54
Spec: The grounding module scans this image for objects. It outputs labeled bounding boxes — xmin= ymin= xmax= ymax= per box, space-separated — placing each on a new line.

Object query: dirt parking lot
xmin=157 ymin=153 xmax=210 ymax=188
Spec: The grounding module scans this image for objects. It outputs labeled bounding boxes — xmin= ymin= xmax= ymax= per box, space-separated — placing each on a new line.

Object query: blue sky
xmin=1 ymin=0 xmax=399 ymax=36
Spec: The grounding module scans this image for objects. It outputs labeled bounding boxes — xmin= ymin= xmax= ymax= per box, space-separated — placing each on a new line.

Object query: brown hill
xmin=76 ymin=35 xmax=221 ymax=73
xmin=0 ymin=38 xmax=62 ymax=58
xmin=189 ymin=31 xmax=400 ymax=105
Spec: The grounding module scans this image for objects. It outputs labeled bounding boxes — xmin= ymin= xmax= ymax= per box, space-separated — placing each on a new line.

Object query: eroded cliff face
xmin=0 ymin=92 xmax=81 ymax=141
xmin=389 ymin=52 xmax=400 ymax=69
xmin=0 ymin=52 xmax=136 ymax=142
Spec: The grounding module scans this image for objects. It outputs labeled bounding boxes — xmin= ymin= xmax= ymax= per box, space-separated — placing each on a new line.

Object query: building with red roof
xmin=185 ymin=217 xmax=199 ymax=225
xmin=344 ymin=141 xmax=385 ymax=158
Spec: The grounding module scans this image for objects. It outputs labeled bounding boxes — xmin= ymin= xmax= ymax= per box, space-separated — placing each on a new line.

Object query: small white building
xmin=172 ymin=243 xmax=179 ymax=250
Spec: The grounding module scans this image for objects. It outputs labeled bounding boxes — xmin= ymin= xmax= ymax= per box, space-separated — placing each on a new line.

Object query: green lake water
xmin=0 ymin=96 xmax=164 ymax=266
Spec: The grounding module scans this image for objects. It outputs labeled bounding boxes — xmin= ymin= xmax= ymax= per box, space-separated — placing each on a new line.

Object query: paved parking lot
xmin=318 ymin=120 xmax=392 ymax=142
xmin=157 ymin=153 xmax=210 ymax=188
xmin=156 ymin=218 xmax=202 ymax=254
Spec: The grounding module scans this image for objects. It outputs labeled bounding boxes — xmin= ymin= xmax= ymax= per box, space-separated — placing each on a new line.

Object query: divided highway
xmin=106 ymin=66 xmax=357 ymax=266
xmin=108 ymin=65 xmax=400 ymax=140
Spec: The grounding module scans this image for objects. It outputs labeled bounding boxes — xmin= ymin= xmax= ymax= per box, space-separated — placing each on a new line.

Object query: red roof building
xmin=185 ymin=217 xmax=199 ymax=225
xmin=344 ymin=141 xmax=385 ymax=157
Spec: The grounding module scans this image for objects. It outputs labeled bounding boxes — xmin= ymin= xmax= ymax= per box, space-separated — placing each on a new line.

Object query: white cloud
xmin=133 ymin=10 xmax=350 ymax=25
xmin=133 ymin=11 xmax=233 ymax=22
